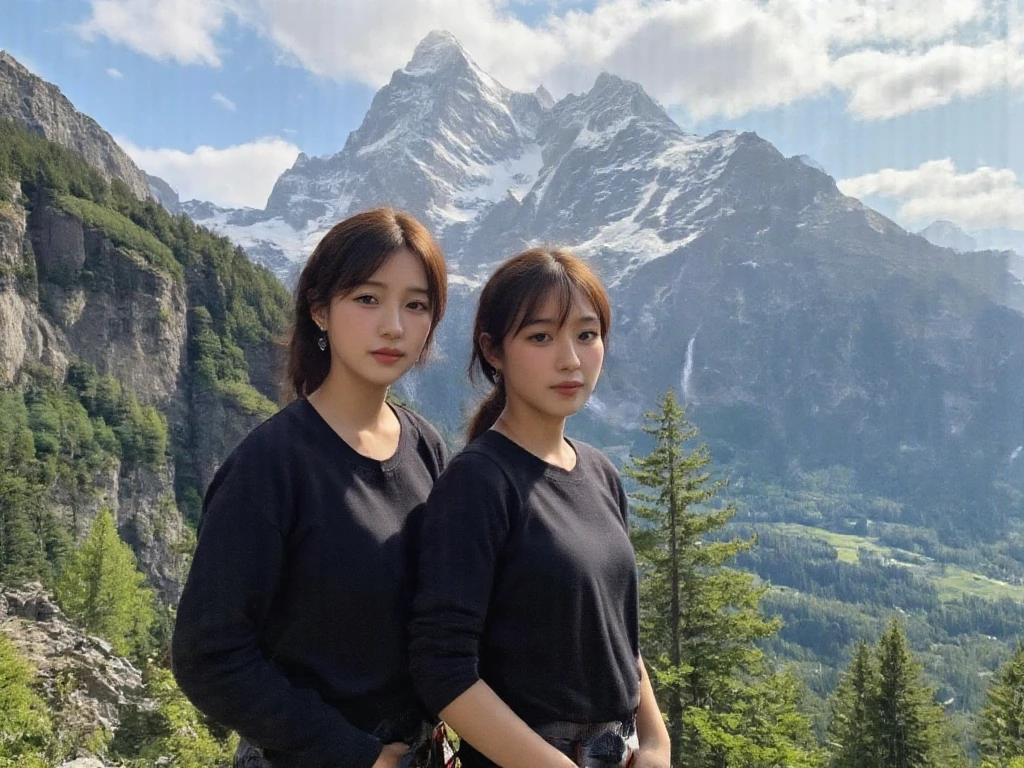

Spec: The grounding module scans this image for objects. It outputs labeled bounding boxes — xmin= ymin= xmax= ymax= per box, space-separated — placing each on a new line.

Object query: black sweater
xmin=171 ymin=399 xmax=448 ymax=768
xmin=409 ymin=430 xmax=641 ymax=728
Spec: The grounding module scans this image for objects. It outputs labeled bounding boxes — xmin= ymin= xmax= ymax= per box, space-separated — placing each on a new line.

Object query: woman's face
xmin=492 ymin=290 xmax=605 ymax=423
xmin=314 ymin=247 xmax=435 ymax=389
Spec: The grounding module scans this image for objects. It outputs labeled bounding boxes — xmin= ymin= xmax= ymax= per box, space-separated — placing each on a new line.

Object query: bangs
xmin=512 ymin=268 xmax=576 ymax=335
xmin=510 ymin=256 xmax=610 ymax=339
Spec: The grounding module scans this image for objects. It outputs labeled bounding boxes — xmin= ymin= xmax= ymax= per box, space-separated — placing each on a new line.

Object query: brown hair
xmin=283 ymin=208 xmax=447 ymax=401
xmin=466 ymin=248 xmax=611 ymax=441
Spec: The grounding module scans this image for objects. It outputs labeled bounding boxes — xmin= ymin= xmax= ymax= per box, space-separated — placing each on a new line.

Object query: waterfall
xmin=682 ymin=333 xmax=697 ymax=403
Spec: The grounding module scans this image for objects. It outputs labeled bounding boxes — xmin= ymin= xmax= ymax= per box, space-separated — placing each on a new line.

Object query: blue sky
xmin=3 ymin=0 xmax=1023 ymax=233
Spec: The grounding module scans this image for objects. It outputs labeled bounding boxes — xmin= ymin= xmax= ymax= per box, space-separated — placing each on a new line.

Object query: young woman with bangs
xmin=409 ymin=249 xmax=671 ymax=768
xmin=172 ymin=208 xmax=451 ymax=768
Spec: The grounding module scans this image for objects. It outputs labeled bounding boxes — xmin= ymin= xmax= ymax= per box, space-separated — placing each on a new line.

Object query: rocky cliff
xmin=0 ymin=120 xmax=289 ymax=604
xmin=0 ymin=52 xmax=151 ymax=201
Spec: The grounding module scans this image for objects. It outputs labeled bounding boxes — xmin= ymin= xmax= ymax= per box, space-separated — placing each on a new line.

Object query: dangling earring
xmin=316 ymin=325 xmax=328 ymax=352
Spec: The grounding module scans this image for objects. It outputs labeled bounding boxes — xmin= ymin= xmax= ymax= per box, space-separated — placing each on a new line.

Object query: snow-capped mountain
xmin=177 ymin=31 xmax=1024 ymax=532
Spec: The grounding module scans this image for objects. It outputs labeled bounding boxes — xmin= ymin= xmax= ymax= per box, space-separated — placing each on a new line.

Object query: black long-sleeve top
xmin=171 ymin=398 xmax=448 ymax=768
xmin=408 ymin=430 xmax=641 ymax=728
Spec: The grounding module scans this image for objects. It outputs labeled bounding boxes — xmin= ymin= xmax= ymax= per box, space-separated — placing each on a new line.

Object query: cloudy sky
xmin=3 ymin=0 xmax=1023 ymax=234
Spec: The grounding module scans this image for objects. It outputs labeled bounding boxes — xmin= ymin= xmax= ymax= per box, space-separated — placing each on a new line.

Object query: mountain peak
xmin=0 ymin=51 xmax=152 ymax=200
xmin=919 ymin=220 xmax=977 ymax=253
xmin=406 ymin=30 xmax=472 ymax=76
xmin=535 ymin=84 xmax=555 ymax=110
xmin=0 ymin=50 xmax=26 ymax=71
xmin=553 ymin=70 xmax=678 ymax=134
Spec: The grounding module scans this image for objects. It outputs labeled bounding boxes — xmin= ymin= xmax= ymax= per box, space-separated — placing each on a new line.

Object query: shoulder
xmin=443 ymin=441 xmax=511 ymax=484
xmin=227 ymin=400 xmax=306 ymax=463
xmin=208 ymin=400 xmax=309 ymax=490
xmin=433 ymin=439 xmax=516 ymax=500
xmin=426 ymin=442 xmax=520 ymax=532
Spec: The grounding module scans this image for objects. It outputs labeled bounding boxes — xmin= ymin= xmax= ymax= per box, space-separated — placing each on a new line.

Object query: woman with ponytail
xmin=172 ymin=209 xmax=451 ymax=768
xmin=409 ymin=249 xmax=671 ymax=768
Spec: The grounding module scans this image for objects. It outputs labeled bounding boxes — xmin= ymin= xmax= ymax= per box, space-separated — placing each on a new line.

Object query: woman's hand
xmin=627 ymin=745 xmax=671 ymax=768
xmin=371 ymin=741 xmax=410 ymax=768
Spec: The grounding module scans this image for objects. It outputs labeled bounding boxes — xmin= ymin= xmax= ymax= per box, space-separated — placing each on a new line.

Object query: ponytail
xmin=466 ymin=379 xmax=506 ymax=442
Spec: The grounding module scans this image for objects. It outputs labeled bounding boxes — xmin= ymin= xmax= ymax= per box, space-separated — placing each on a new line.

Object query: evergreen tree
xmin=55 ymin=509 xmax=155 ymax=658
xmin=626 ymin=388 xmax=821 ymax=767
xmin=0 ymin=393 xmax=49 ymax=584
xmin=0 ymin=634 xmax=51 ymax=768
xmin=827 ymin=641 xmax=879 ymax=768
xmin=979 ymin=643 xmax=1024 ymax=767
xmin=872 ymin=619 xmax=965 ymax=768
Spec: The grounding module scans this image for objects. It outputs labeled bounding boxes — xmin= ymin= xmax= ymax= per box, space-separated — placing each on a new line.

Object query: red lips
xmin=552 ymin=380 xmax=584 ymax=395
xmin=371 ymin=348 xmax=404 ymax=364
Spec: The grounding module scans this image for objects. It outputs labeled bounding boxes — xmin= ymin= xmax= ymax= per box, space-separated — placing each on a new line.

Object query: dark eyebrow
xmin=359 ymin=280 xmax=430 ymax=295
xmin=577 ymin=314 xmax=600 ymax=324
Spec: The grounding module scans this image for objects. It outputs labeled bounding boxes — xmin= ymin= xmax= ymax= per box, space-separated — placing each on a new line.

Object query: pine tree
xmin=55 ymin=509 xmax=155 ymax=658
xmin=827 ymin=641 xmax=879 ymax=768
xmin=979 ymin=643 xmax=1024 ymax=767
xmin=626 ymin=388 xmax=821 ymax=768
xmin=871 ymin=619 xmax=965 ymax=768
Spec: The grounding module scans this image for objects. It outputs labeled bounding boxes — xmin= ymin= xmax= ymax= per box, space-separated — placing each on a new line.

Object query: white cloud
xmin=106 ymin=67 xmax=124 ymax=78
xmin=821 ymin=0 xmax=988 ymax=47
xmin=212 ymin=91 xmax=237 ymax=111
xmin=74 ymin=0 xmax=1023 ymax=121
xmin=831 ymin=38 xmax=1024 ymax=119
xmin=76 ymin=0 xmax=231 ymax=66
xmin=838 ymin=159 xmax=1024 ymax=230
xmin=118 ymin=136 xmax=300 ymax=209
xmin=600 ymin=0 xmax=831 ymax=119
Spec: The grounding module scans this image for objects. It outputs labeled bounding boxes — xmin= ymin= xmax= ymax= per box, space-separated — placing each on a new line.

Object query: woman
xmin=172 ymin=208 xmax=450 ymax=768
xmin=409 ymin=249 xmax=671 ymax=768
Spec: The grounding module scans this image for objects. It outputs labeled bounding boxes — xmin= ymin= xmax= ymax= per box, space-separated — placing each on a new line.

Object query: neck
xmin=309 ymin=363 xmax=390 ymax=431
xmin=494 ymin=399 xmax=572 ymax=467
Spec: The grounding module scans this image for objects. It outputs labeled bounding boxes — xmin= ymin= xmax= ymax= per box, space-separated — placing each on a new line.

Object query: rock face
xmin=28 ymin=199 xmax=188 ymax=408
xmin=145 ymin=173 xmax=180 ymax=214
xmin=0 ymin=179 xmax=191 ymax=604
xmin=0 ymin=52 xmax=152 ymax=201
xmin=0 ymin=177 xmax=68 ymax=381
xmin=0 ymin=583 xmax=144 ymax=742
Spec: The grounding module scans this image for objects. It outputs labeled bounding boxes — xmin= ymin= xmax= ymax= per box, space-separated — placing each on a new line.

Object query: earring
xmin=316 ymin=325 xmax=328 ymax=352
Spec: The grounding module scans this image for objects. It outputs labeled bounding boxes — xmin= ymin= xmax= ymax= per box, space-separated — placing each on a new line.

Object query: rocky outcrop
xmin=0 ymin=583 xmax=145 ymax=746
xmin=0 ymin=51 xmax=151 ymax=200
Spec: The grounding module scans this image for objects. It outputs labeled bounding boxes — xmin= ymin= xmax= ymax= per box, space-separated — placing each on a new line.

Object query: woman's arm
xmin=440 ymin=682 xmax=576 ymax=768
xmin=630 ymin=656 xmax=671 ymax=768
xmin=172 ymin=446 xmax=385 ymax=768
